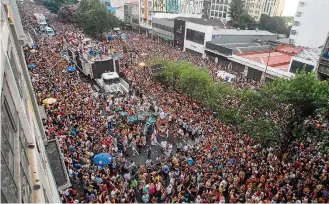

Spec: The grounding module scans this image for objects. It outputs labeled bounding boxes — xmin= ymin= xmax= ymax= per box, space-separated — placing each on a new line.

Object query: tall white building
xmin=1 ymin=1 xmax=69 ymax=203
xmin=289 ymin=0 xmax=329 ymax=48
xmin=209 ymin=0 xmax=231 ymax=22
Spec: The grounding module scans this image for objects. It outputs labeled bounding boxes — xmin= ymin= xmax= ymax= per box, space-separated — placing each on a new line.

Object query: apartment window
xmin=8 ymin=44 xmax=22 ymax=97
xmin=186 ymin=29 xmax=205 ymax=44
xmin=211 ymin=10 xmax=215 ymax=16
xmin=223 ymin=12 xmax=227 ymax=18
xmin=223 ymin=6 xmax=227 ymax=12
xmin=21 ymin=165 xmax=32 ymax=203
xmin=20 ymin=136 xmax=30 ymax=183
xmin=220 ymin=0 xmax=224 ymax=4
xmin=1 ymin=97 xmax=18 ymax=187
xmin=1 ymin=154 xmax=18 ymax=203
xmin=293 ymin=21 xmax=300 ymax=26
xmin=216 ymin=0 xmax=219 ymax=4
xmin=291 ymin=30 xmax=297 ymax=35
xmin=219 ymin=5 xmax=223 ymax=11
xmin=219 ymin=12 xmax=223 ymax=17
xmin=215 ymin=4 xmax=219 ymax=10
xmin=295 ymin=12 xmax=302 ymax=17
xmin=224 ymin=0 xmax=229 ymax=5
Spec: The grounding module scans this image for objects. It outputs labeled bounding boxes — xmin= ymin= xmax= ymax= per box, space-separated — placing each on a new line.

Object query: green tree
xmin=74 ymin=0 xmax=122 ymax=39
xmin=229 ymin=0 xmax=256 ymax=29
xmin=58 ymin=5 xmax=78 ymax=23
xmin=43 ymin=0 xmax=77 ymax=13
xmin=259 ymin=14 xmax=291 ymax=35
xmin=152 ymin=59 xmax=329 ymax=152
xmin=238 ymin=72 xmax=329 ymax=150
xmin=43 ymin=0 xmax=65 ymax=13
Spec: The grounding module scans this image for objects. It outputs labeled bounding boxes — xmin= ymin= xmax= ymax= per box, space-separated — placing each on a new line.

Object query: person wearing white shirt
xmin=166 ymin=184 xmax=173 ymax=195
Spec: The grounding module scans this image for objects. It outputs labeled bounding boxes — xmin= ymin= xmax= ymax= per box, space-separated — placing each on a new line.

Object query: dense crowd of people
xmin=19 ymin=2 xmax=329 ymax=203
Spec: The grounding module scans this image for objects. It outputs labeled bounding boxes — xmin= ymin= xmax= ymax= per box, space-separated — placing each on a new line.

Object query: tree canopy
xmin=43 ymin=0 xmax=77 ymax=13
xmin=229 ymin=0 xmax=257 ymax=29
xmin=152 ymin=59 xmax=329 ymax=152
xmin=58 ymin=5 xmax=78 ymax=23
xmin=74 ymin=0 xmax=122 ymax=39
xmin=259 ymin=14 xmax=291 ymax=36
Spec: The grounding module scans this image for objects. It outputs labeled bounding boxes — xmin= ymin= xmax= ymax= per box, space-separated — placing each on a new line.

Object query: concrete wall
xmin=115 ymin=6 xmax=125 ymax=21
xmin=1 ymin=3 xmax=61 ymax=203
xmin=152 ymin=18 xmax=174 ymax=39
xmin=184 ymin=21 xmax=213 ymax=58
xmin=212 ymin=34 xmax=277 ymax=44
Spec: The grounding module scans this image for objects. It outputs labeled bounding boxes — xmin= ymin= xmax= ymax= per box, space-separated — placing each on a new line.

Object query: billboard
xmin=174 ymin=19 xmax=186 ymax=49
xmin=166 ymin=0 xmax=179 ymax=13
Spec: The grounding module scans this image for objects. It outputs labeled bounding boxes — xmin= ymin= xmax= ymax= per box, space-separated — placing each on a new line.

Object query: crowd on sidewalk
xmin=19 ymin=2 xmax=329 ymax=203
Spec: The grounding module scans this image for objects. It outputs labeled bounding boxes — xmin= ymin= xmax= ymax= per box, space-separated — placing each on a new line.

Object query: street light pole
xmin=263 ymin=44 xmax=271 ymax=82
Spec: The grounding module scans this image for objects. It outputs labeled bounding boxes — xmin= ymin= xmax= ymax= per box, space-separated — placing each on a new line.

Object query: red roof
xmin=236 ymin=45 xmax=304 ymax=72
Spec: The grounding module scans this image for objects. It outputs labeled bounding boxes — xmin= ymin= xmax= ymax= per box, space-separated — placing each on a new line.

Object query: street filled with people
xmin=19 ymin=2 xmax=329 ymax=203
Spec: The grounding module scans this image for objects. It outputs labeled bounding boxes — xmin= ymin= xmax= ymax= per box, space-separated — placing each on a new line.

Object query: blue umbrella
xmin=32 ymin=43 xmax=38 ymax=49
xmin=66 ymin=66 xmax=76 ymax=73
xmin=187 ymin=158 xmax=194 ymax=166
xmin=108 ymin=36 xmax=114 ymax=41
xmin=93 ymin=153 xmax=113 ymax=168
xmin=28 ymin=64 xmax=37 ymax=69
xmin=162 ymin=165 xmax=169 ymax=173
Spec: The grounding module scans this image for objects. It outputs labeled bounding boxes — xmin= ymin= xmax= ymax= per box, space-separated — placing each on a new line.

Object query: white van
xmin=43 ymin=26 xmax=55 ymax=36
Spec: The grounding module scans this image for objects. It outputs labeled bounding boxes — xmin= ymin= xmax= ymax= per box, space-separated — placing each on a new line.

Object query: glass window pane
xmin=20 ymin=138 xmax=30 ymax=183
xmin=21 ymin=165 xmax=32 ymax=203
xmin=1 ymin=190 xmax=8 ymax=203
xmin=1 ymin=129 xmax=14 ymax=174
xmin=1 ymin=154 xmax=18 ymax=203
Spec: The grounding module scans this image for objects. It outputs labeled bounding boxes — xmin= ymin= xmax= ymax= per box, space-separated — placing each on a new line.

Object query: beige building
xmin=1 ymin=0 xmax=70 ymax=202
xmin=246 ymin=0 xmax=285 ymax=21
xmin=245 ymin=0 xmax=264 ymax=21
xmin=274 ymin=0 xmax=284 ymax=16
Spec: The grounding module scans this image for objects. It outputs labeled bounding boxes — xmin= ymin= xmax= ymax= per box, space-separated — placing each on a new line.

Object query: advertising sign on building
xmin=166 ymin=0 xmax=179 ymax=13
xmin=174 ymin=19 xmax=186 ymax=49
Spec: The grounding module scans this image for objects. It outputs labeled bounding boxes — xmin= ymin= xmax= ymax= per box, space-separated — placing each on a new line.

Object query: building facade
xmin=1 ymin=1 xmax=64 ymax=203
xmin=140 ymin=0 xmax=153 ymax=30
xmin=245 ymin=0 xmax=264 ymax=21
xmin=179 ymin=0 xmax=204 ymax=15
xmin=317 ymin=32 xmax=329 ymax=80
xmin=289 ymin=0 xmax=329 ymax=48
xmin=209 ymin=0 xmax=231 ymax=22
xmin=245 ymin=0 xmax=284 ymax=21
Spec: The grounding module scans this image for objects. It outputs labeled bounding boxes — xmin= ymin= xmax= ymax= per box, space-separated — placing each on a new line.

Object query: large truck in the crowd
xmin=32 ymin=13 xmax=55 ymax=37
xmin=64 ymin=38 xmax=130 ymax=94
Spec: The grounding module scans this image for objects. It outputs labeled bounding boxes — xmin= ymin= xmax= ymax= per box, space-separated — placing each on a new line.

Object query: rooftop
xmin=294 ymin=47 xmax=322 ymax=62
xmin=176 ymin=17 xmax=225 ymax=28
xmin=206 ymin=41 xmax=275 ymax=55
xmin=212 ymin=29 xmax=276 ymax=36
xmin=236 ymin=45 xmax=304 ymax=72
